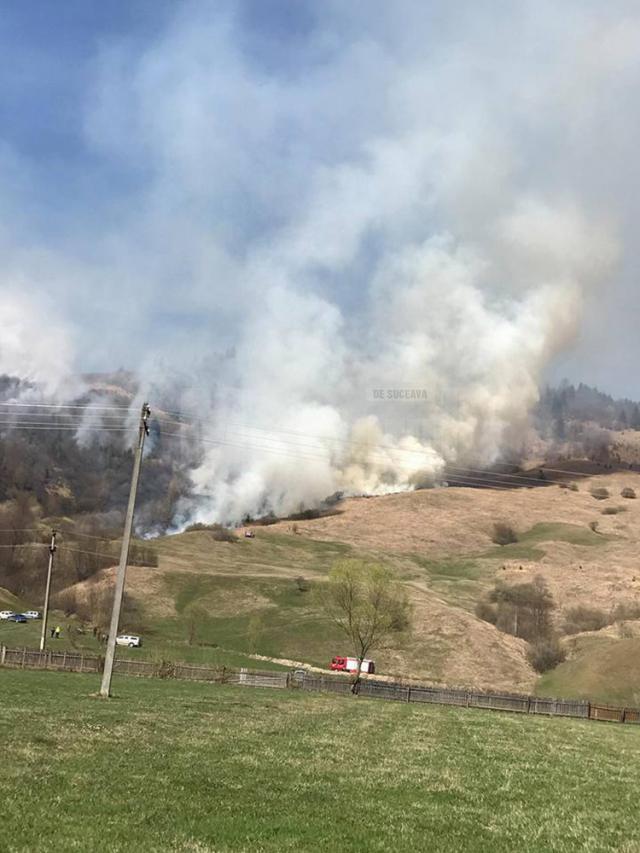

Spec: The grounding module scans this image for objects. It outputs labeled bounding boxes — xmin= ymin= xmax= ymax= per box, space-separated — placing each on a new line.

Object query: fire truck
xmin=330 ymin=656 xmax=375 ymax=674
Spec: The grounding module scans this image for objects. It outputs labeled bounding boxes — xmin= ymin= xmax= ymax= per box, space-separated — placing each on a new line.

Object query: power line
xmin=0 ymin=425 xmax=131 ymax=433
xmin=158 ymin=431 xmax=537 ymax=492
xmin=0 ymin=420 xmax=128 ymax=429
xmin=0 ymin=528 xmax=126 ymax=543
xmin=0 ymin=400 xmax=629 ymax=492
xmin=57 ymin=530 xmax=122 ymax=543
xmin=0 ymin=399 xmax=622 ymax=483
xmin=0 ymin=413 xmax=131 ymax=421
xmin=0 ymin=402 xmax=132 ymax=411
xmin=0 ymin=528 xmax=45 ymax=533
xmin=158 ymin=427 xmax=593 ymax=490
xmin=57 ymin=546 xmax=125 ymax=561
xmin=154 ymin=413 xmax=605 ymax=483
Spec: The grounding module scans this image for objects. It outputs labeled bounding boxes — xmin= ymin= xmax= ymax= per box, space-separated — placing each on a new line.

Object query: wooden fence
xmin=1 ymin=645 xmax=637 ymax=725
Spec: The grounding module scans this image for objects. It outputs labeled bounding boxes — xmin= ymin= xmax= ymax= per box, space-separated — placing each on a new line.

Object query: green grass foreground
xmin=2 ymin=670 xmax=640 ymax=853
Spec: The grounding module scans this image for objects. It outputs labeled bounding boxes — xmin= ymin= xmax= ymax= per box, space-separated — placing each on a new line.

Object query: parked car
xmin=0 ymin=610 xmax=16 ymax=620
xmin=23 ymin=611 xmax=41 ymax=620
xmin=116 ymin=634 xmax=142 ymax=648
xmin=7 ymin=613 xmax=28 ymax=623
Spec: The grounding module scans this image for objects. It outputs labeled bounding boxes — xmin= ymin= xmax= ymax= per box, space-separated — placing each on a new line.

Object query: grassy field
xmin=2 ymin=669 xmax=640 ymax=852
xmin=537 ymin=636 xmax=640 ymax=706
xmin=0 ymin=613 xmax=291 ymax=672
xmin=480 ymin=521 xmax=609 ymax=561
xmin=154 ymin=528 xmax=353 ymax=577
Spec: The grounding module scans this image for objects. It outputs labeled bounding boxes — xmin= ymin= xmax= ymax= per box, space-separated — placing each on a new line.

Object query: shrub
xmin=590 ymin=487 xmax=610 ymax=501
xmin=487 ymin=576 xmax=555 ymax=642
xmin=621 ymin=487 xmax=637 ymax=499
xmin=611 ymin=601 xmax=640 ymax=622
xmin=211 ymin=525 xmax=238 ymax=543
xmin=475 ymin=599 xmax=498 ymax=624
xmin=602 ymin=506 xmax=625 ymax=515
xmin=52 ymin=588 xmax=77 ymax=617
xmin=185 ymin=522 xmax=238 ymax=541
xmin=527 ymin=638 xmax=566 ymax=673
xmin=559 ymin=482 xmax=579 ymax=492
xmin=243 ymin=513 xmax=278 ymax=526
xmin=491 ymin=522 xmax=518 ymax=546
xmin=295 ymin=576 xmax=309 ymax=593
xmin=563 ymin=605 xmax=610 ymax=635
xmin=129 ymin=541 xmax=159 ymax=567
xmin=588 ymin=521 xmax=600 ymax=533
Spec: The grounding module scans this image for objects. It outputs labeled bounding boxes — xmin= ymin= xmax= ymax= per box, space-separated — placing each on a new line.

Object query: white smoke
xmin=182 ymin=197 xmax=615 ymax=524
xmin=0 ymin=1 xmax=630 ymax=523
xmin=0 ymin=289 xmax=75 ymax=397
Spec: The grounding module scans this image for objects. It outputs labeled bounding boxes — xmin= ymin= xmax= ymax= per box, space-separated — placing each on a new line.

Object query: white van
xmin=0 ymin=611 xmax=15 ymax=620
xmin=116 ymin=634 xmax=142 ymax=648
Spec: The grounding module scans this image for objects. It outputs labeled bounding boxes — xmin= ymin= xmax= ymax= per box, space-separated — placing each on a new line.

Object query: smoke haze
xmin=0 ymin=0 xmax=635 ymax=522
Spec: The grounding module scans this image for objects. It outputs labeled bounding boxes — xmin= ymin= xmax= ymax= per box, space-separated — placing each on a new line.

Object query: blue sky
xmin=1 ymin=0 xmax=639 ymax=404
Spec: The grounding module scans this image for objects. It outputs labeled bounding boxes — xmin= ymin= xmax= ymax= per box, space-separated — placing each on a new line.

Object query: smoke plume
xmin=0 ymin=1 xmax=630 ymax=523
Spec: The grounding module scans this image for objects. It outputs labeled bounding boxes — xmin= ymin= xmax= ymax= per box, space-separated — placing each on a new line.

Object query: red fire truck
xmin=330 ymin=656 xmax=375 ymax=674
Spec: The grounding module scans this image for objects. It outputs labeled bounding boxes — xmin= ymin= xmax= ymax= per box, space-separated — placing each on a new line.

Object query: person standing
xmin=54 ymin=625 xmax=61 ymax=639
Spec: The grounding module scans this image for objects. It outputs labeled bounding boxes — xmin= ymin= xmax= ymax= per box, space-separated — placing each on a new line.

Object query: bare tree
xmin=187 ymin=605 xmax=207 ymax=646
xmin=321 ymin=559 xmax=409 ymax=693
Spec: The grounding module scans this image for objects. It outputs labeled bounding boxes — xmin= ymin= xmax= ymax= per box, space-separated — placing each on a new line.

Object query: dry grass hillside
xmin=39 ymin=470 xmax=640 ymax=701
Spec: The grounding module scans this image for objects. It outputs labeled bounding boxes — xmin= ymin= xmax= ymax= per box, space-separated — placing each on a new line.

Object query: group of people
xmin=49 ymin=625 xmax=62 ymax=639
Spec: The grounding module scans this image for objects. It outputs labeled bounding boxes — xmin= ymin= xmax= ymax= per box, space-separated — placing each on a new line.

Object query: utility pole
xmin=100 ymin=402 xmax=151 ymax=698
xmin=39 ymin=530 xmax=57 ymax=652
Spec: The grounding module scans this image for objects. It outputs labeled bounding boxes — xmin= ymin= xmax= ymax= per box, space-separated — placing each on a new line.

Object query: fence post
xmin=21 ymin=647 xmax=26 ymax=669
xmin=0 ymin=644 xmax=5 ymax=666
xmin=62 ymin=651 xmax=67 ymax=670
xmin=406 ymin=685 xmax=411 ymax=703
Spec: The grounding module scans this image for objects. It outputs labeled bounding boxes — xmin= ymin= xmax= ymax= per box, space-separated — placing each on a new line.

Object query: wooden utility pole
xmin=39 ymin=530 xmax=57 ymax=652
xmin=100 ymin=403 xmax=150 ymax=698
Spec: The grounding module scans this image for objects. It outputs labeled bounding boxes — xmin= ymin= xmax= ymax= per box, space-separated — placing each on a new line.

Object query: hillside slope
xmin=37 ymin=470 xmax=640 ymax=698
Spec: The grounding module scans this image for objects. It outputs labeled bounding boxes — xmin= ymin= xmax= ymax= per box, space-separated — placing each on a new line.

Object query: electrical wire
xmin=0 ymin=425 xmax=131 ymax=433
xmin=158 ymin=431 xmax=535 ymax=491
xmin=154 ymin=414 xmax=605 ymax=484
xmin=57 ymin=546 xmax=126 ymax=561
xmin=158 ymin=429 xmax=575 ymax=490
xmin=0 ymin=400 xmax=629 ymax=489
xmin=56 ymin=530 xmax=122 ymax=542
xmin=0 ymin=402 xmax=133 ymax=411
